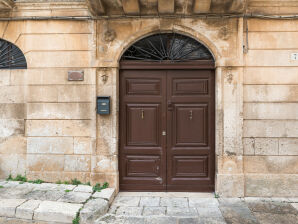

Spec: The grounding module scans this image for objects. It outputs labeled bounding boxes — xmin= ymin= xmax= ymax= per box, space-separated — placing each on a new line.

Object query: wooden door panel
xmin=172 ymin=78 xmax=209 ymax=96
xmin=167 ymin=70 xmax=215 ymax=192
xmin=173 ymin=104 xmax=208 ymax=146
xmin=120 ymin=68 xmax=215 ymax=192
xmin=120 ymin=70 xmax=167 ymax=191
xmin=125 ymin=155 xmax=161 ymax=177
xmin=173 ymin=155 xmax=208 ymax=177
xmin=126 ymin=104 xmax=161 ymax=146
xmin=126 ymin=78 xmax=161 ymax=95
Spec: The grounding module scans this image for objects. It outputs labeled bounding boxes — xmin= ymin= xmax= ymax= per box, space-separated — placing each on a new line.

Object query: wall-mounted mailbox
xmin=97 ymin=96 xmax=110 ymax=115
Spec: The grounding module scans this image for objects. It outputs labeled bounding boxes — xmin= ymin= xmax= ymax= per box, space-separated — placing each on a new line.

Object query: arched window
xmin=0 ymin=39 xmax=27 ymax=69
xmin=122 ymin=33 xmax=214 ymax=62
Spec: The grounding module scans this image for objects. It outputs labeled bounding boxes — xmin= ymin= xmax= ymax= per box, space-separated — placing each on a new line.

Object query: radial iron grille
xmin=0 ymin=39 xmax=27 ymax=69
xmin=122 ymin=33 xmax=214 ymax=62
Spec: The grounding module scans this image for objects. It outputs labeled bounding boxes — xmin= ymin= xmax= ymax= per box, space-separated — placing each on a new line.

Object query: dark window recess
xmin=0 ymin=39 xmax=27 ymax=69
xmin=122 ymin=33 xmax=214 ymax=62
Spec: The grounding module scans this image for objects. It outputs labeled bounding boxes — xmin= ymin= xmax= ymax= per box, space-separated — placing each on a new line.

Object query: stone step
xmin=0 ymin=181 xmax=116 ymax=224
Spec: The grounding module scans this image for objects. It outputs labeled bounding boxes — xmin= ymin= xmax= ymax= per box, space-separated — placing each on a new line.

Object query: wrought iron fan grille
xmin=0 ymin=39 xmax=27 ymax=69
xmin=122 ymin=33 xmax=214 ymax=62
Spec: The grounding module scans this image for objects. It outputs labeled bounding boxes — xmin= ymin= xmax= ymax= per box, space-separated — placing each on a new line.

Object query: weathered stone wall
xmin=0 ymin=20 xmax=97 ymax=183
xmin=94 ymin=17 xmax=245 ymax=195
xmin=0 ymin=15 xmax=297 ymax=197
xmin=243 ymin=19 xmax=298 ymax=197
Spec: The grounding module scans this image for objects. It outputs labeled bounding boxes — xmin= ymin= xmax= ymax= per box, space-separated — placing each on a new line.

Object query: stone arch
xmin=116 ymin=24 xmax=221 ymax=65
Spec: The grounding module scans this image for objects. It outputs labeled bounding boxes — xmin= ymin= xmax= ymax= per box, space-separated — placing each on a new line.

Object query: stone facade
xmin=0 ymin=0 xmax=297 ymax=197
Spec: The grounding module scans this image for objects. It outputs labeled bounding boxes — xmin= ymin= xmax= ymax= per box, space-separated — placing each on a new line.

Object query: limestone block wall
xmin=94 ymin=17 xmax=245 ymax=195
xmin=0 ymin=20 xmax=97 ymax=183
xmin=243 ymin=19 xmax=298 ymax=197
xmin=0 ymin=15 xmax=297 ymax=197
xmin=0 ymin=68 xmax=26 ymax=178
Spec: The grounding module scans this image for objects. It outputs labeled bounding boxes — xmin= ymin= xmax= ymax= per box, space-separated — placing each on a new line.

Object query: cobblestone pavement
xmin=0 ymin=180 xmax=115 ymax=224
xmin=96 ymin=192 xmax=298 ymax=224
xmin=0 ymin=181 xmax=297 ymax=224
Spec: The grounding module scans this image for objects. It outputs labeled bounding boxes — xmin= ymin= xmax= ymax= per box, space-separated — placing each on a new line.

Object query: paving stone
xmin=34 ymin=184 xmax=75 ymax=192
xmin=143 ymin=217 xmax=178 ymax=224
xmin=0 ymin=185 xmax=35 ymax=199
xmin=3 ymin=181 xmax=21 ymax=187
xmin=179 ymin=217 xmax=226 ymax=224
xmin=34 ymin=183 xmax=60 ymax=191
xmin=289 ymin=198 xmax=298 ymax=203
xmin=139 ymin=197 xmax=160 ymax=207
xmin=253 ymin=212 xmax=298 ymax=224
xmin=245 ymin=197 xmax=290 ymax=203
xmin=178 ymin=218 xmax=200 ymax=224
xmin=0 ymin=188 xmax=27 ymax=199
xmin=189 ymin=198 xmax=219 ymax=207
xmin=116 ymin=206 xmax=143 ymax=216
xmin=0 ymin=181 xmax=7 ymax=186
xmin=80 ymin=198 xmax=109 ymax=224
xmin=73 ymin=185 xmax=93 ymax=193
xmin=0 ymin=199 xmax=27 ymax=217
xmin=292 ymin=203 xmax=298 ymax=210
xmin=270 ymin=198 xmax=291 ymax=203
xmin=143 ymin=207 xmax=166 ymax=216
xmin=96 ymin=214 xmax=126 ymax=224
xmin=219 ymin=204 xmax=259 ymax=224
xmin=218 ymin=198 xmax=245 ymax=207
xmin=197 ymin=217 xmax=227 ymax=224
xmin=167 ymin=207 xmax=197 ymax=217
xmin=196 ymin=206 xmax=223 ymax=218
xmin=124 ymin=217 xmax=146 ymax=224
xmin=25 ymin=190 xmax=65 ymax=201
xmin=16 ymin=200 xmax=41 ymax=220
xmin=107 ymin=205 xmax=119 ymax=214
xmin=58 ymin=191 xmax=91 ymax=203
xmin=112 ymin=196 xmax=140 ymax=207
xmin=33 ymin=201 xmax=83 ymax=223
xmin=160 ymin=197 xmax=188 ymax=207
xmin=93 ymin=188 xmax=116 ymax=204
xmin=0 ymin=217 xmax=57 ymax=224
xmin=247 ymin=201 xmax=298 ymax=215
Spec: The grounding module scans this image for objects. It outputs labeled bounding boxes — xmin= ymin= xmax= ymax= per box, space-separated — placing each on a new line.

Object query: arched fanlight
xmin=122 ymin=33 xmax=214 ymax=62
xmin=0 ymin=39 xmax=27 ymax=69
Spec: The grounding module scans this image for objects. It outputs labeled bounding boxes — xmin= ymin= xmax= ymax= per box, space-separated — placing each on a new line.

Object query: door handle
xmin=189 ymin=110 xmax=193 ymax=120
xmin=168 ymin=101 xmax=173 ymax=111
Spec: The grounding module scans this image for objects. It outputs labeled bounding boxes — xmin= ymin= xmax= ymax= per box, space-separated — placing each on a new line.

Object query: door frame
xmin=120 ymin=60 xmax=215 ymax=70
xmin=119 ymin=60 xmax=216 ymax=192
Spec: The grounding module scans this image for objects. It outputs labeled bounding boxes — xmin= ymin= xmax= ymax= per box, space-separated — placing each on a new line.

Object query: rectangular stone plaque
xmin=68 ymin=70 xmax=84 ymax=81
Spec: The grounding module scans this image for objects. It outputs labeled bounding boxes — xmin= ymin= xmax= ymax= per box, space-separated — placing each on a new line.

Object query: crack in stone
xmin=14 ymin=199 xmax=28 ymax=217
xmin=32 ymin=201 xmax=42 ymax=221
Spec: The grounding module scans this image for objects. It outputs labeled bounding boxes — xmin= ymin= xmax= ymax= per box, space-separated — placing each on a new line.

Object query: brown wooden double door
xmin=119 ymin=68 xmax=215 ymax=192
